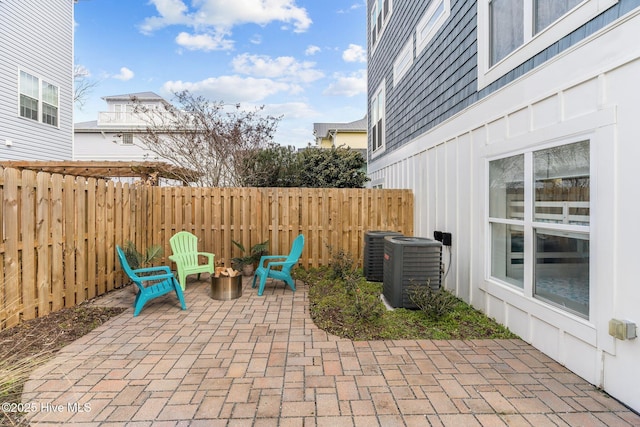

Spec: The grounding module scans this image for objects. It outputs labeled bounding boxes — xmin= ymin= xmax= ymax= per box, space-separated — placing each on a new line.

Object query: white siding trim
xmin=416 ymin=0 xmax=450 ymax=56
xmin=393 ymin=38 xmax=413 ymax=85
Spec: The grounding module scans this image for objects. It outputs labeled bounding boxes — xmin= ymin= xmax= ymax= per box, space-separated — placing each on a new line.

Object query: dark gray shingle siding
xmin=368 ymin=0 xmax=479 ymax=155
xmin=369 ymin=0 xmax=640 ymax=158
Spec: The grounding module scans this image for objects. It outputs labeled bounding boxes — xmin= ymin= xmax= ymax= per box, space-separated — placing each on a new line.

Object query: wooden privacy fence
xmin=0 ymin=166 xmax=413 ymax=329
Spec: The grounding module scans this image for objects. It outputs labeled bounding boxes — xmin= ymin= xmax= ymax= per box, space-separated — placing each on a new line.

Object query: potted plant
xmin=122 ymin=240 xmax=163 ymax=293
xmin=231 ymin=239 xmax=269 ymax=276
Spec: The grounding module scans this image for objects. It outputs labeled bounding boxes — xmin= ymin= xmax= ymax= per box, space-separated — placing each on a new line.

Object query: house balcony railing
xmin=97 ymin=111 xmax=151 ymax=126
xmin=97 ymin=111 xmax=181 ymax=126
xmin=98 ymin=111 xmax=147 ymax=126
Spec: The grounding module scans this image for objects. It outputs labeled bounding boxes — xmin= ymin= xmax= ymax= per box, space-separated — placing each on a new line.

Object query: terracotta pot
xmin=242 ymin=264 xmax=254 ymax=276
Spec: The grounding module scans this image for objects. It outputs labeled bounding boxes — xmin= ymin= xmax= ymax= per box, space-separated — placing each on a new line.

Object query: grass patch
xmin=301 ymin=267 xmax=518 ymax=341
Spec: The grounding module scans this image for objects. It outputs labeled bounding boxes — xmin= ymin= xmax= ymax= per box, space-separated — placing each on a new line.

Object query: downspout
xmin=329 ymin=129 xmax=337 ymax=147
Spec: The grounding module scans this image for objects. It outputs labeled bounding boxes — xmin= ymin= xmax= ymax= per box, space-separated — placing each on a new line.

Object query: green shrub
xmin=327 ymin=246 xmax=356 ymax=281
xmin=408 ymin=283 xmax=458 ymax=320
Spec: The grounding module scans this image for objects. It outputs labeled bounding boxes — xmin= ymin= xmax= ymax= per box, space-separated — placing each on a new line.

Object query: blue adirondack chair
xmin=116 ymin=245 xmax=187 ymax=317
xmin=252 ymin=234 xmax=304 ymax=296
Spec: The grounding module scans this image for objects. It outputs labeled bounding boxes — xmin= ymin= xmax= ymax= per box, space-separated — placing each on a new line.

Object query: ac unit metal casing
xmin=382 ymin=236 xmax=442 ymax=309
xmin=363 ymin=230 xmax=403 ymax=282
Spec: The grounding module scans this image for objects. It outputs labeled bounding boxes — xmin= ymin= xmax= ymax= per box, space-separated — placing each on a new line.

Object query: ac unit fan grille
xmin=363 ymin=231 xmax=403 ymax=282
xmin=382 ymin=236 xmax=442 ymax=309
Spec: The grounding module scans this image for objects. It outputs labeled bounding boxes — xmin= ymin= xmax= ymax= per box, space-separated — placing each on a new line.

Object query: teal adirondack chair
xmin=116 ymin=245 xmax=186 ymax=316
xmin=252 ymin=234 xmax=304 ymax=296
xmin=169 ymin=231 xmax=215 ymax=290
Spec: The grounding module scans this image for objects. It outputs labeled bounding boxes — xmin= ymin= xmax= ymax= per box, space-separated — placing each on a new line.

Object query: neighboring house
xmin=74 ymin=92 xmax=169 ymax=162
xmin=367 ymin=0 xmax=640 ymax=412
xmin=313 ymin=116 xmax=367 ymax=150
xmin=0 ymin=1 xmax=74 ymax=160
xmin=313 ymin=116 xmax=368 ymax=171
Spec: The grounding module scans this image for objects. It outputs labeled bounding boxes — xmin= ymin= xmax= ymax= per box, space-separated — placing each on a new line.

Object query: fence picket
xmin=76 ymin=177 xmax=87 ymax=303
xmin=21 ymin=170 xmax=37 ymax=319
xmin=86 ymin=178 xmax=97 ymax=299
xmin=36 ymin=172 xmax=51 ymax=317
xmin=3 ymin=168 xmax=20 ymax=328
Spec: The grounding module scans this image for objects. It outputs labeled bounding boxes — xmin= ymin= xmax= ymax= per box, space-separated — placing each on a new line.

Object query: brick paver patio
xmin=22 ymin=276 xmax=640 ymax=426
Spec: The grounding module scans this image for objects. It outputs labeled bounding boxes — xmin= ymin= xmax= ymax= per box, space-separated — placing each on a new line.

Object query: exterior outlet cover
xmin=609 ymin=319 xmax=637 ymax=340
xmin=442 ymin=232 xmax=452 ymax=246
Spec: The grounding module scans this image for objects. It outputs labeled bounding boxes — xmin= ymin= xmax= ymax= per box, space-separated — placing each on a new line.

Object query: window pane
xmin=489 ymin=154 xmax=524 ymax=219
xmin=491 ymin=223 xmax=524 ymax=288
xmin=490 ymin=0 xmax=523 ymax=65
xmin=534 ymin=230 xmax=589 ymax=317
xmin=534 ymin=141 xmax=589 ymax=225
xmin=42 ymin=103 xmax=58 ymax=126
xmin=371 ymin=3 xmax=377 ymax=27
xmin=20 ymin=71 xmax=39 ymax=98
xmin=421 ymin=1 xmax=444 ymax=38
xmin=534 ymin=0 xmax=582 ymax=34
xmin=371 ymin=2 xmax=378 ymax=45
xmin=20 ymin=94 xmax=38 ymax=120
xmin=42 ymin=81 xmax=58 ymax=106
xmin=121 ymin=133 xmax=134 ymax=145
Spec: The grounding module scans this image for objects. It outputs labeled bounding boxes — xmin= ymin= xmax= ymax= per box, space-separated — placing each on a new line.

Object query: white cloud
xmin=263 ymin=102 xmax=317 ymax=119
xmin=113 ymin=67 xmax=134 ymax=81
xmin=232 ymin=53 xmax=324 ymax=83
xmin=140 ymin=0 xmax=312 ymax=35
xmin=74 ymin=65 xmax=91 ymax=78
xmin=139 ymin=0 xmax=189 ymax=34
xmin=305 ymin=45 xmax=321 ymax=56
xmin=342 ymin=44 xmax=366 ymax=63
xmin=323 ymin=69 xmax=367 ymax=97
xmin=338 ymin=2 xmax=364 ymax=13
xmin=162 ymin=75 xmax=292 ymax=103
xmin=175 ymin=31 xmax=233 ymax=51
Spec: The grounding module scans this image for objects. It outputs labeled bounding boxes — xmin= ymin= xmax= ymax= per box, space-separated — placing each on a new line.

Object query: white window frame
xmin=487 ymin=138 xmax=591 ymax=319
xmin=370 ymin=0 xmax=393 ymax=55
xmin=370 ymin=80 xmax=386 ymax=157
xmin=416 ymin=0 xmax=451 ymax=56
xmin=18 ymin=69 xmax=59 ymax=128
xmin=121 ymin=133 xmax=134 ymax=145
xmin=477 ymin=0 xmax=618 ymax=89
xmin=370 ymin=177 xmax=384 ymax=189
xmin=393 ymin=38 xmax=413 ymax=85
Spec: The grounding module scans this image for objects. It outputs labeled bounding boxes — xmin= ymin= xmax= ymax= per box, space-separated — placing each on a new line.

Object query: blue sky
xmin=73 ymin=0 xmax=368 ymax=148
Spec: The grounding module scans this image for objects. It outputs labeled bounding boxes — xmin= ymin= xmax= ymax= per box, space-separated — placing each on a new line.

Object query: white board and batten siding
xmin=368 ymin=11 xmax=640 ymax=412
xmin=0 ymin=1 xmax=74 ymax=160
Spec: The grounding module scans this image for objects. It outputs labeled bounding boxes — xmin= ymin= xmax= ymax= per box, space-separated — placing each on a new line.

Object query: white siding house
xmin=0 ymin=1 xmax=74 ymax=160
xmin=74 ymin=92 xmax=169 ymax=162
xmin=368 ymin=0 xmax=640 ymax=412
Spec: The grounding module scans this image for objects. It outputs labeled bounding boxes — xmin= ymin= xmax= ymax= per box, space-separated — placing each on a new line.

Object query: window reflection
xmin=534 ymin=230 xmax=589 ymax=317
xmin=534 ymin=141 xmax=589 ymax=225
xmin=491 ymin=223 xmax=524 ymax=288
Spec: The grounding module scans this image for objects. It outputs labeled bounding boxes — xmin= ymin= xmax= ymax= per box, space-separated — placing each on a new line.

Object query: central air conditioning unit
xmin=382 ymin=236 xmax=442 ymax=309
xmin=363 ymin=230 xmax=403 ymax=282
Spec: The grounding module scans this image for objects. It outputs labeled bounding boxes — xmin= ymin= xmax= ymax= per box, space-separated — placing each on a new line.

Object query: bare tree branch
xmin=73 ymin=64 xmax=98 ymax=108
xmin=131 ymin=91 xmax=281 ymax=187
